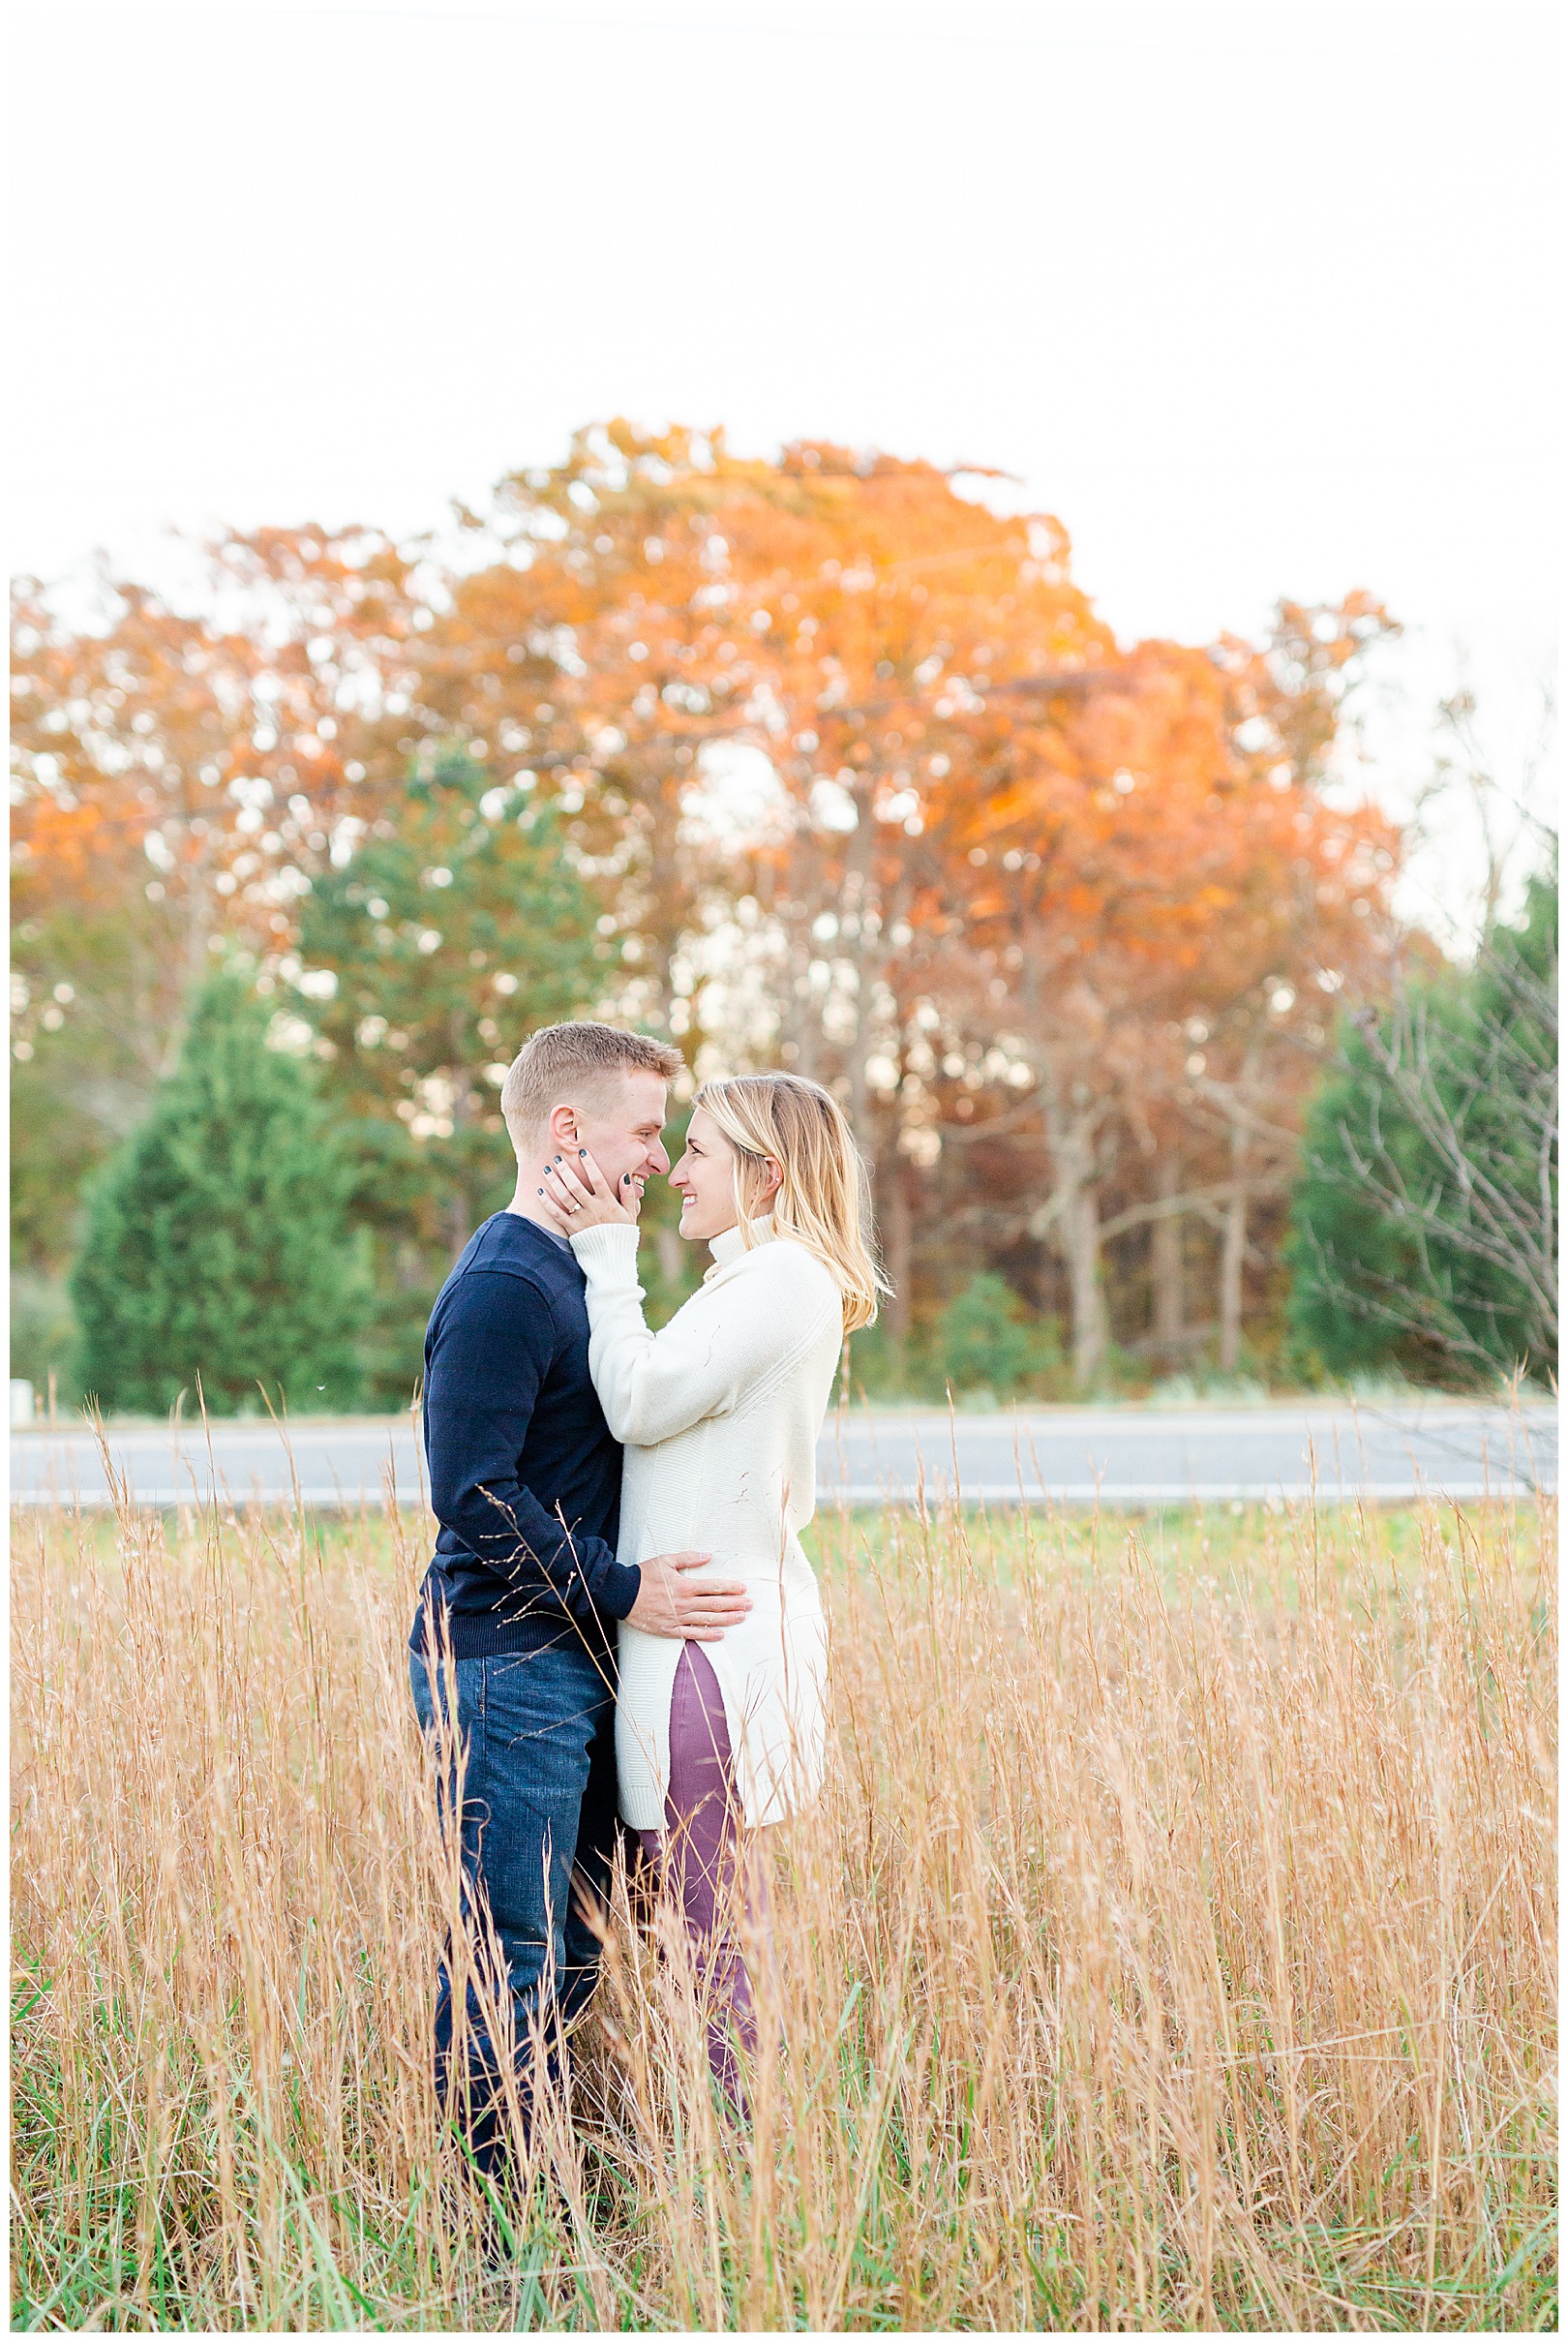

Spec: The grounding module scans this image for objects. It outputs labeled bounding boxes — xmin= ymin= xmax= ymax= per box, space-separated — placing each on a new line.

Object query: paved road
xmin=9 ymin=1400 xmax=1555 ymax=1510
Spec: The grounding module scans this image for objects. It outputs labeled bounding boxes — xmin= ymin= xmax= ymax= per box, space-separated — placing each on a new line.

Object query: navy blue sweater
xmin=408 ymin=1211 xmax=643 ymax=1660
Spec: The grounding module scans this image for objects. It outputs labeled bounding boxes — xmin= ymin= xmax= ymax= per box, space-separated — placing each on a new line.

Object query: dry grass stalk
xmin=10 ymin=1477 xmax=1556 ymax=2329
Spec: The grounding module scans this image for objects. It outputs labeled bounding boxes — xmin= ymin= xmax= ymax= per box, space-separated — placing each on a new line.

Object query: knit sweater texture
xmin=567 ymin=1217 xmax=843 ymax=1829
xmin=409 ymin=1210 xmax=642 ymax=1660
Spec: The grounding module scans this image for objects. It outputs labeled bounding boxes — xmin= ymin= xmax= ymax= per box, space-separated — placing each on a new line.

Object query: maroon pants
xmin=638 ymin=1641 xmax=765 ymax=2107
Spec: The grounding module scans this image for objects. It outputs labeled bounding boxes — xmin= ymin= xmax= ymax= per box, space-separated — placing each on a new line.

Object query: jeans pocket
xmin=481 ymin=1651 xmax=603 ymax=1835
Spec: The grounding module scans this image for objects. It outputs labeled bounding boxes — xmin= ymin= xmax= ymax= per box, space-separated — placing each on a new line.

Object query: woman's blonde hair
xmin=695 ymin=1073 xmax=890 ymax=1333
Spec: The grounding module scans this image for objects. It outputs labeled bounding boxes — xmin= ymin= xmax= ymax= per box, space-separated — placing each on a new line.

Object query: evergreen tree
xmin=71 ymin=971 xmax=369 ymax=1414
xmin=931 ymin=1271 xmax=1062 ymax=1398
xmin=1287 ymin=870 xmax=1557 ymax=1385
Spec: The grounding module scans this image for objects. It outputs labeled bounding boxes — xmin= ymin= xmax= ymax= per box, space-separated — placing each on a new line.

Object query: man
xmin=408 ymin=1019 xmax=753 ymax=2177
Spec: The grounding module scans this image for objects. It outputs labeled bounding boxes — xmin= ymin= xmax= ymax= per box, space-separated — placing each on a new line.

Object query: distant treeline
xmin=11 ymin=427 xmax=1555 ymax=1409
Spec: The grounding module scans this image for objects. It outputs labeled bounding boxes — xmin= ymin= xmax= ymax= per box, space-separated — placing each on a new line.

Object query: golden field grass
xmin=10 ymin=1482 xmax=1557 ymax=2330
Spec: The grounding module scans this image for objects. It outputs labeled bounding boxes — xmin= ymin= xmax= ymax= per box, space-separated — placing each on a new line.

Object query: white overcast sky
xmin=11 ymin=0 xmax=1561 ymax=939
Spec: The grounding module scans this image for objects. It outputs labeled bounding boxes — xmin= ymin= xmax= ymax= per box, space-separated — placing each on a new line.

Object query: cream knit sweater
xmin=567 ymin=1217 xmax=843 ymax=1831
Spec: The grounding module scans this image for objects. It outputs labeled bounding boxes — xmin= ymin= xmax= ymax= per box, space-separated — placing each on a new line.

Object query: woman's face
xmin=670 ymin=1105 xmax=779 ymax=1242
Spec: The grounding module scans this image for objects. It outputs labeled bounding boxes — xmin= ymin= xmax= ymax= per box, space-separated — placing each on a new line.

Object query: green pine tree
xmin=932 ymin=1271 xmax=1062 ymax=1399
xmin=70 ymin=971 xmax=369 ymax=1414
xmin=1287 ymin=870 xmax=1557 ymax=1386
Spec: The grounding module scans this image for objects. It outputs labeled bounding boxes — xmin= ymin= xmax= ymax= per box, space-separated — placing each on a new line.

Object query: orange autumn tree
xmin=12 ymin=530 xmax=424 ymax=979
xmin=918 ymin=607 xmax=1401 ymax=1376
xmin=402 ymin=425 xmax=1111 ymax=1034
xmin=10 ymin=537 xmax=430 ymax=1267
xmin=14 ymin=426 xmax=1407 ymax=1387
xmin=389 ymin=428 xmax=1402 ymax=1377
xmin=12 ymin=574 xmax=293 ymax=1265
xmin=399 ymin=425 xmax=1121 ymax=1342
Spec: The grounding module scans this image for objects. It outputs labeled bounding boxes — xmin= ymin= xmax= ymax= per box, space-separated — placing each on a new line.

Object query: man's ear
xmin=547 ymin=1102 xmax=578 ymax=1151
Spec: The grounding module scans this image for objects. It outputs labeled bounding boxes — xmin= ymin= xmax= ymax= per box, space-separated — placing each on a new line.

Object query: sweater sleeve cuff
xmin=569 ymin=1223 xmax=642 ymax=1279
xmin=597 ymin=1558 xmax=642 ymax=1621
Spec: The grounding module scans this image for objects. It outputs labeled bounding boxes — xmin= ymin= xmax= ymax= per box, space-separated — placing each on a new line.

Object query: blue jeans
xmin=409 ymin=1640 xmax=619 ymax=2175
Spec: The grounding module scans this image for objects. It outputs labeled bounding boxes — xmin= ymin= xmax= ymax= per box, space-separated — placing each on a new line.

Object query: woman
xmin=537 ymin=1073 xmax=884 ymax=2106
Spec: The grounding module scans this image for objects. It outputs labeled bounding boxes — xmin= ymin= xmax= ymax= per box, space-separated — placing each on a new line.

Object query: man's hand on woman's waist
xmin=625 ymin=1550 xmax=753 ymax=1641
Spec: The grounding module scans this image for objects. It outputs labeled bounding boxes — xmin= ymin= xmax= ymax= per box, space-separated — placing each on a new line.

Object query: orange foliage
xmin=11 ymin=427 xmax=1406 ymax=1373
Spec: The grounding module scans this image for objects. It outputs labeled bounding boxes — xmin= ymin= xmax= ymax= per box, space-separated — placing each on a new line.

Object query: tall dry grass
xmin=10 ymin=1476 xmax=1556 ymax=2330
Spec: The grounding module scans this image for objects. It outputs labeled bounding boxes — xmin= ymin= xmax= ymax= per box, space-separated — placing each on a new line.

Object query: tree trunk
xmin=840 ymin=777 xmax=882 ymax=1168
xmin=786 ymin=896 xmax=823 ymax=1080
xmin=1064 ymin=1172 xmax=1109 ymax=1384
xmin=881 ymin=1141 xmax=912 ymax=1374
xmin=1218 ymin=1193 xmax=1246 ymax=1373
xmin=790 ymin=976 xmax=822 ymax=1078
xmin=1217 ymin=1047 xmax=1259 ymax=1374
xmin=1218 ymin=1118 xmax=1250 ymax=1374
xmin=846 ymin=1008 xmax=874 ymax=1167
xmin=184 ymin=827 xmax=213 ymax=998
xmin=1151 ymin=1152 xmax=1185 ymax=1355
xmin=1032 ymin=1063 xmax=1108 ymax=1385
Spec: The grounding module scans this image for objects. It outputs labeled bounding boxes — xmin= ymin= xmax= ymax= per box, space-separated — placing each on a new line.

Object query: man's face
xmin=561 ymin=1069 xmax=671 ymax=1202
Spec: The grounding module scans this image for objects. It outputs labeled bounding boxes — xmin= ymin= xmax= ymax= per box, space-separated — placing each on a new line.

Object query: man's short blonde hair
xmin=500 ymin=1021 xmax=683 ymax=1152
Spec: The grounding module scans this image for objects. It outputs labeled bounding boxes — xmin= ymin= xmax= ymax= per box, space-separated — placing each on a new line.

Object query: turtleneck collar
xmin=707 ymin=1214 xmax=773 ymax=1272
